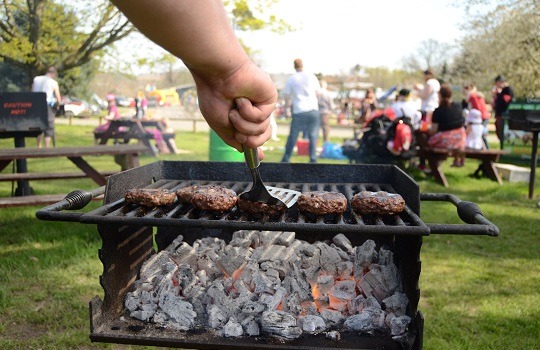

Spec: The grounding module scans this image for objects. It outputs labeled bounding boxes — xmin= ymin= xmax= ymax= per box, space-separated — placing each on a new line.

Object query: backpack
xmin=386 ymin=116 xmax=417 ymax=160
xmin=353 ymin=113 xmax=396 ymax=164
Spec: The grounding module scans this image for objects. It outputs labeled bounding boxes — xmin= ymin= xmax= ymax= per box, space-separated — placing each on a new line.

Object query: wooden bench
xmin=417 ymin=147 xmax=510 ymax=187
xmin=0 ymin=144 xmax=148 ymax=189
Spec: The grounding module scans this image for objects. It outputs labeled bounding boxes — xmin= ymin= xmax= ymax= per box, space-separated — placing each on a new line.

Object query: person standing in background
xmin=32 ymin=66 xmax=62 ymax=148
xmin=462 ymin=83 xmax=490 ymax=148
xmin=492 ymin=75 xmax=514 ymax=148
xmin=317 ymin=79 xmax=334 ymax=143
xmin=281 ymin=58 xmax=321 ymax=163
xmin=414 ymin=69 xmax=440 ymax=121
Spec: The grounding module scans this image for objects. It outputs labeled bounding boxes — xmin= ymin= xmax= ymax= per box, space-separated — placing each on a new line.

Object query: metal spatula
xmin=239 ymin=147 xmax=301 ymax=208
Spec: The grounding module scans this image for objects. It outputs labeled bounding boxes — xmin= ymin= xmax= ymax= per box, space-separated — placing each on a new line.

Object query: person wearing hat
xmin=492 ymin=75 xmax=514 ymax=146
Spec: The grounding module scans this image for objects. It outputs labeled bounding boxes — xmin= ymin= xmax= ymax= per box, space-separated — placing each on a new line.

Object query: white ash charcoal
xmin=358 ymin=264 xmax=401 ymax=302
xmin=196 ymin=257 xmax=221 ymax=280
xmin=252 ymin=271 xmax=276 ymax=294
xmin=158 ymin=293 xmax=196 ymax=330
xmin=251 ymin=245 xmax=286 ymax=263
xmin=354 ymin=240 xmax=378 ymax=274
xmin=196 ymin=270 xmax=208 ymax=287
xmin=283 ymin=276 xmax=311 ymax=302
xmin=325 ymin=330 xmax=341 ymax=341
xmin=229 ymin=237 xmax=252 ymax=249
xmin=232 ymin=230 xmax=261 ymax=247
xmin=347 ymin=295 xmax=367 ymax=314
xmin=241 ymin=301 xmax=266 ymax=315
xmin=337 ymin=261 xmax=354 ymax=280
xmin=244 ymin=319 xmax=260 ymax=336
xmin=299 ymin=315 xmax=327 ymax=333
xmin=300 ymin=247 xmax=321 ymax=270
xmin=383 ymin=292 xmax=409 ymax=316
xmin=378 ymin=247 xmax=394 ymax=265
xmin=164 ymin=235 xmax=184 ymax=252
xmin=139 ymin=251 xmax=173 ymax=280
xmin=315 ymin=243 xmax=343 ymax=275
xmin=332 ymin=234 xmax=354 ymax=254
xmin=304 ymin=266 xmax=321 ymax=286
xmin=177 ymin=264 xmax=195 ymax=291
xmin=275 ymin=231 xmax=296 ymax=246
xmin=223 ymin=317 xmax=243 ymax=337
xmin=258 ymin=231 xmax=281 ymax=246
xmin=152 ymin=309 xmax=170 ymax=324
xmin=206 ymin=282 xmax=231 ymax=312
xmin=261 ymin=261 xmax=289 ymax=279
xmin=129 ymin=309 xmax=155 ymax=322
xmin=320 ymin=308 xmax=345 ymax=324
xmin=193 ymin=237 xmax=225 ymax=254
xmin=282 ymin=293 xmax=302 ymax=315
xmin=238 ymin=260 xmax=259 ymax=287
xmin=299 ymin=242 xmax=319 ymax=257
xmin=170 ymin=242 xmax=198 ymax=267
xmin=331 ymin=243 xmax=351 ymax=261
xmin=344 ymin=307 xmax=386 ymax=333
xmin=389 ymin=315 xmax=411 ymax=336
xmin=261 ymin=310 xmax=302 ymax=339
xmin=207 ymin=304 xmax=228 ymax=328
xmin=316 ymin=274 xmax=334 ymax=297
xmin=263 ymin=268 xmax=281 ymax=285
xmin=259 ymin=286 xmax=287 ymax=310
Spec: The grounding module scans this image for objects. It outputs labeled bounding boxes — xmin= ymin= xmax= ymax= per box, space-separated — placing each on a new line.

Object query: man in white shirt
xmin=32 ymin=66 xmax=62 ymax=148
xmin=414 ymin=69 xmax=440 ymax=121
xmin=281 ymin=58 xmax=321 ymax=163
xmin=390 ymin=89 xmax=422 ymax=129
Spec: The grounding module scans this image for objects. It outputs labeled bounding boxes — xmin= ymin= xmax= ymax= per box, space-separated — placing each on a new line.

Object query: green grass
xmin=0 ymin=124 xmax=539 ymax=349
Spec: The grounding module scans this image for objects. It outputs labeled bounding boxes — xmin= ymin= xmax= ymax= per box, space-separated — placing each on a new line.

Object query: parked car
xmin=56 ymin=96 xmax=91 ymax=118
xmin=115 ymin=96 xmax=133 ymax=108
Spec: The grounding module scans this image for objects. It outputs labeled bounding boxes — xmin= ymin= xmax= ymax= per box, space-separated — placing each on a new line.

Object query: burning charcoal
xmin=347 ymin=295 xmax=367 ymax=314
xmin=389 ymin=315 xmax=411 ymax=336
xmin=304 ymin=266 xmax=321 ymax=286
xmin=282 ymin=293 xmax=302 ymax=315
xmin=207 ymin=304 xmax=228 ymax=328
xmin=299 ymin=315 xmax=326 ymax=333
xmin=238 ymin=260 xmax=259 ymax=287
xmin=261 ymin=310 xmax=302 ymax=339
xmin=383 ymin=292 xmax=409 ymax=317
xmin=332 ymin=234 xmax=353 ymax=254
xmin=300 ymin=301 xmax=319 ymax=316
xmin=337 ymin=261 xmax=353 ymax=280
xmin=316 ymin=274 xmax=334 ymax=297
xmin=241 ymin=301 xmax=265 ymax=315
xmin=158 ymin=293 xmax=196 ymax=330
xmin=358 ymin=264 xmax=401 ymax=302
xmin=244 ymin=319 xmax=260 ymax=336
xmin=325 ymin=330 xmax=341 ymax=341
xmin=283 ymin=275 xmax=311 ymax=302
xmin=320 ymin=309 xmax=344 ymax=324
xmin=329 ymin=280 xmax=357 ymax=312
xmin=259 ymin=286 xmax=286 ymax=310
xmin=315 ymin=243 xmax=343 ymax=275
xmin=223 ymin=317 xmax=243 ymax=337
xmin=331 ymin=243 xmax=351 ymax=261
xmin=344 ymin=307 xmax=385 ymax=333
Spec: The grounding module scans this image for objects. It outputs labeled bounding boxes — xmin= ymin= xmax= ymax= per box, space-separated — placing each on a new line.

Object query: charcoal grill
xmin=36 ymin=161 xmax=499 ymax=350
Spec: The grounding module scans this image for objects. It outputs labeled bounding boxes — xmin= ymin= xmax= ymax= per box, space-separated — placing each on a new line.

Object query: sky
xmin=235 ymin=0 xmax=466 ymax=75
xmin=118 ymin=0 xmax=467 ymax=77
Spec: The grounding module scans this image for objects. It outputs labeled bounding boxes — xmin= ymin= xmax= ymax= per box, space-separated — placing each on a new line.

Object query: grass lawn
xmin=0 ymin=123 xmax=539 ymax=349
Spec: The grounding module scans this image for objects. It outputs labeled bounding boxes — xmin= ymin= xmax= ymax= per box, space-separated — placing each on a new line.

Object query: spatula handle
xmin=244 ymin=147 xmax=260 ymax=169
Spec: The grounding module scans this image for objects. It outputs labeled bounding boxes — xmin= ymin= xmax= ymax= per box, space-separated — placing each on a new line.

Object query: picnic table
xmin=93 ymin=118 xmax=177 ymax=156
xmin=415 ymin=131 xmax=509 ymax=187
xmin=0 ymin=144 xmax=148 ymax=206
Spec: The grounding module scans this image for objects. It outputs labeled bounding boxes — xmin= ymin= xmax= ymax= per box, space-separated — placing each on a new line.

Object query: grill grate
xmin=82 ymin=179 xmax=429 ymax=236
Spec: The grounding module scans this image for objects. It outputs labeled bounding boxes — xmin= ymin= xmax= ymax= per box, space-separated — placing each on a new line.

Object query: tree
xmin=451 ymin=0 xmax=540 ymax=97
xmin=0 ymin=0 xmax=133 ymax=93
xmin=400 ymin=39 xmax=454 ymax=80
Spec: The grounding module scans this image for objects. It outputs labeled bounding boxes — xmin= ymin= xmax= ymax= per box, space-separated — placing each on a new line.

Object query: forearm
xmin=111 ymin=0 xmax=250 ymax=79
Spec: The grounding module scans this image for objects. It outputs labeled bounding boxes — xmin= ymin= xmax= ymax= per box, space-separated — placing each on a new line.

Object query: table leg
xmin=68 ymin=156 xmax=107 ymax=186
xmin=427 ymin=155 xmax=449 ymax=187
xmin=529 ymin=131 xmax=538 ymax=199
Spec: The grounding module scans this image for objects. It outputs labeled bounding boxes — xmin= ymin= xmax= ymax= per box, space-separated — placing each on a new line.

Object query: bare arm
xmin=110 ymin=0 xmax=277 ymax=152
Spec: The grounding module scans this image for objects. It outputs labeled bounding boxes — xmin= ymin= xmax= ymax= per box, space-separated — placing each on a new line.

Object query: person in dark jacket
xmin=492 ymin=75 xmax=514 ymax=146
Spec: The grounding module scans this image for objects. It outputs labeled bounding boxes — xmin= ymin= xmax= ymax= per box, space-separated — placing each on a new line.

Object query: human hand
xmin=191 ymin=60 xmax=277 ymax=156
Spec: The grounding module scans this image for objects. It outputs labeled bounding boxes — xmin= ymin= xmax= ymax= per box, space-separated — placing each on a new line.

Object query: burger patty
xmin=237 ymin=197 xmax=286 ymax=217
xmin=176 ymin=184 xmax=238 ymax=212
xmin=296 ymin=191 xmax=348 ymax=215
xmin=350 ymin=191 xmax=405 ymax=215
xmin=125 ymin=188 xmax=177 ymax=207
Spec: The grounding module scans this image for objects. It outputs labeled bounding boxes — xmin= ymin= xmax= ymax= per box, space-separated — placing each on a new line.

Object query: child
xmin=454 ymin=109 xmax=484 ymax=167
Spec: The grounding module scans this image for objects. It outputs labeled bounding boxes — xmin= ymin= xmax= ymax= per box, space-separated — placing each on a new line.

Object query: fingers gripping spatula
xmin=239 ymin=147 xmax=301 ymax=208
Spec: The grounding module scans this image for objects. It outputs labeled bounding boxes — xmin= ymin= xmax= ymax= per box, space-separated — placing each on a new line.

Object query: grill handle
xmin=420 ymin=193 xmax=499 ymax=237
xmin=35 ymin=187 xmax=105 ymax=222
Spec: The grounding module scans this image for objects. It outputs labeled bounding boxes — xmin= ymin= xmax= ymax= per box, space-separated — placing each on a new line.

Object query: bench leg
xmin=114 ymin=154 xmax=140 ymax=171
xmin=480 ymin=160 xmax=504 ymax=185
xmin=427 ymin=156 xmax=449 ymax=187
